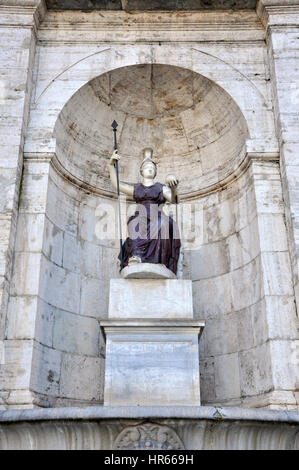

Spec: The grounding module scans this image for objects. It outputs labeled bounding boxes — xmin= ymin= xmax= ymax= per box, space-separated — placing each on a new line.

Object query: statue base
xmin=121 ymin=263 xmax=176 ymax=279
xmin=108 ymin=278 xmax=193 ymax=319
xmin=100 ymin=276 xmax=205 ymax=407
xmin=101 ymin=320 xmax=204 ymax=406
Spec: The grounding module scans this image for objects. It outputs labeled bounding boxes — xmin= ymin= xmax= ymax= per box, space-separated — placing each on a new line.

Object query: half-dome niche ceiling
xmin=54 ymin=64 xmax=249 ymax=198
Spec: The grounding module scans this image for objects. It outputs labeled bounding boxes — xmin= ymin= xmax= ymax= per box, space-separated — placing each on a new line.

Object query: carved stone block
xmin=108 ymin=278 xmax=193 ymax=319
xmin=114 ymin=423 xmax=184 ymax=450
xmin=100 ymin=320 xmax=204 ymax=406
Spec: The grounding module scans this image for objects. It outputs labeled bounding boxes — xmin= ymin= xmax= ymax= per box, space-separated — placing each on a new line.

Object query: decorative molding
xmin=192 ymin=47 xmax=269 ymax=107
xmin=184 ymin=147 xmax=280 ymax=200
xmin=41 ymin=9 xmax=262 ymax=27
xmin=1 ymin=404 xmax=298 ymax=423
xmin=114 ymin=423 xmax=184 ymax=450
xmin=256 ymin=0 xmax=299 ymax=27
xmin=23 ymin=152 xmax=54 ymax=163
xmin=24 ymin=144 xmax=280 ymax=202
xmin=0 ymin=1 xmax=47 ymax=31
xmin=37 ymin=10 xmax=265 ymax=43
xmin=50 ymin=152 xmax=116 ymax=199
xmin=0 ymin=416 xmax=298 ymax=449
xmin=45 ymin=0 xmax=257 ymax=11
xmin=35 ymin=47 xmax=110 ymax=103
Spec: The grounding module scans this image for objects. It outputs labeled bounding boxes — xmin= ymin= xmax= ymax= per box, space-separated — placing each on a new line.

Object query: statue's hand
xmin=166 ymin=174 xmax=179 ymax=188
xmin=109 ymin=149 xmax=120 ymax=166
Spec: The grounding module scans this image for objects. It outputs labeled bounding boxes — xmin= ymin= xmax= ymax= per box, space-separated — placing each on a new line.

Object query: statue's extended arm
xmin=163 ymin=175 xmax=179 ymax=204
xmin=109 ymin=150 xmax=134 ymax=197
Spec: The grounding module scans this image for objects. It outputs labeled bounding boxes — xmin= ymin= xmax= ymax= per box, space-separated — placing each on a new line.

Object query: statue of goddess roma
xmin=109 ymin=148 xmax=181 ymax=275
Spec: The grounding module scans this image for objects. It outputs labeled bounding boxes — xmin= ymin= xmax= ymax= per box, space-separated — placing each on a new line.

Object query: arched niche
xmin=19 ymin=61 xmax=287 ymax=408
xmin=53 ymin=64 xmax=249 ymax=199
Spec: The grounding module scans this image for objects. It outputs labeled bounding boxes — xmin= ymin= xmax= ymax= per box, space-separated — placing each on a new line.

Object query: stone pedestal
xmin=121 ymin=263 xmax=176 ymax=279
xmin=100 ymin=267 xmax=205 ymax=406
xmin=101 ymin=320 xmax=204 ymax=406
xmin=109 ymin=279 xmax=193 ymax=319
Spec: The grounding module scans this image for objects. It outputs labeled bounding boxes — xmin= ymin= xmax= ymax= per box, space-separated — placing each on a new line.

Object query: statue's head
xmin=140 ymin=148 xmax=157 ymax=179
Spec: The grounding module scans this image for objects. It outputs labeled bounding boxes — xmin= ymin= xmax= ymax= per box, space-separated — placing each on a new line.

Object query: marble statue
xmin=109 ymin=148 xmax=181 ymax=274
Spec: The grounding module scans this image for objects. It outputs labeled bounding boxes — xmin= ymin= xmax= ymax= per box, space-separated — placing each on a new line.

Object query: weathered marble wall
xmin=0 ymin=1 xmax=42 ymax=348
xmin=258 ymin=0 xmax=299 ymax=312
xmin=0 ymin=3 xmax=298 ymax=410
xmin=53 ymin=64 xmax=249 ymax=199
xmin=192 ymin=158 xmax=298 ymax=409
xmin=0 ymin=0 xmax=46 ymax=410
xmin=3 ymin=156 xmax=120 ymax=407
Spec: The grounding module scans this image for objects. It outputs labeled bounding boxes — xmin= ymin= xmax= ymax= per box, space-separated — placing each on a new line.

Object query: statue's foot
xmin=128 ymin=255 xmax=142 ymax=265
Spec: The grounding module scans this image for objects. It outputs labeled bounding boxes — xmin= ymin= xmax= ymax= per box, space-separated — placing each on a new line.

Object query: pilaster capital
xmin=257 ymin=0 xmax=299 ymax=28
xmin=0 ymin=0 xmax=47 ymax=30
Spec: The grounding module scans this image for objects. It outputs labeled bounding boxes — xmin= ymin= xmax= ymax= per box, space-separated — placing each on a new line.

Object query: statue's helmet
xmin=140 ymin=148 xmax=157 ymax=176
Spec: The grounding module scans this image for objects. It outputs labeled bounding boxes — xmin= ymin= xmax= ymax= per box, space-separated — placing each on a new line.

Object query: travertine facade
xmin=102 ymin=277 xmax=204 ymax=406
xmin=0 ymin=0 xmax=298 ymax=416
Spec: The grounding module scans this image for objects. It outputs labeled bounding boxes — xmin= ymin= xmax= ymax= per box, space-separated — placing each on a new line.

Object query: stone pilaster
xmin=246 ymin=156 xmax=298 ymax=409
xmin=0 ymin=0 xmax=46 ymax=343
xmin=257 ymin=0 xmax=299 ymax=312
xmin=0 ymin=1 xmax=47 ymax=408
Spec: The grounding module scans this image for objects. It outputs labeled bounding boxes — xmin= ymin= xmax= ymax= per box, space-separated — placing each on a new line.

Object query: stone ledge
xmin=100 ymin=320 xmax=205 ymax=340
xmin=101 ymin=320 xmax=205 ymax=327
xmin=0 ymin=405 xmax=299 ymax=424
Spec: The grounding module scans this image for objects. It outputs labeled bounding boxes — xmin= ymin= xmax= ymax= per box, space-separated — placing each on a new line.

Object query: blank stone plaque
xmin=101 ymin=321 xmax=204 ymax=406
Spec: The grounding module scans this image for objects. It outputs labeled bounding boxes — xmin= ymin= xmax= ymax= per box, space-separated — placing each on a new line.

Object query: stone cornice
xmin=0 ymin=0 xmax=41 ymax=5
xmin=0 ymin=0 xmax=47 ymax=30
xmin=37 ymin=9 xmax=265 ymax=43
xmin=24 ymin=143 xmax=280 ymax=202
xmin=41 ymin=9 xmax=261 ymax=25
xmin=0 ymin=404 xmax=298 ymax=424
xmin=0 ymin=406 xmax=298 ymax=450
xmin=257 ymin=0 xmax=299 ymax=27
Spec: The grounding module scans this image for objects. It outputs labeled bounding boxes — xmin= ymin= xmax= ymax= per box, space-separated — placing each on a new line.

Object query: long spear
xmin=111 ymin=120 xmax=124 ymax=271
